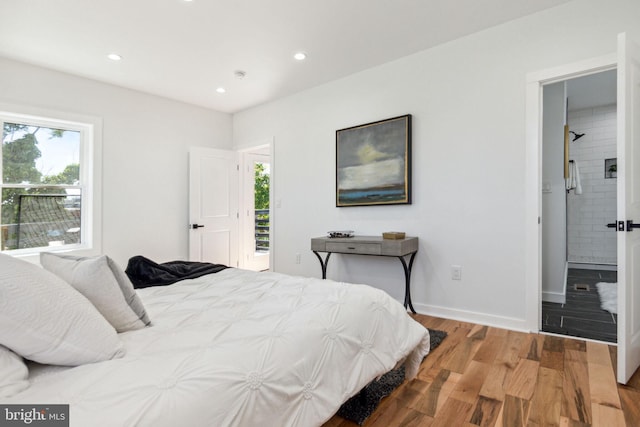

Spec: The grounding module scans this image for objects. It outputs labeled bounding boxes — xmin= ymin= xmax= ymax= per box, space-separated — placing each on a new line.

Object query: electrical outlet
xmin=295 ymin=253 xmax=301 ymax=264
xmin=451 ymin=265 xmax=462 ymax=280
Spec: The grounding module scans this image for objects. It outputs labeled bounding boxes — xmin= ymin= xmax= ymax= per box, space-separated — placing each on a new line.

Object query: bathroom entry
xmin=541 ymin=69 xmax=618 ymax=343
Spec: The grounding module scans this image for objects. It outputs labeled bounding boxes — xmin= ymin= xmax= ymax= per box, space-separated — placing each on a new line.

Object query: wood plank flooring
xmin=322 ymin=314 xmax=640 ymax=427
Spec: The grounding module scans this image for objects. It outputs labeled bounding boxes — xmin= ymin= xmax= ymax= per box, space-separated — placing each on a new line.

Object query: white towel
xmin=565 ymin=161 xmax=582 ymax=195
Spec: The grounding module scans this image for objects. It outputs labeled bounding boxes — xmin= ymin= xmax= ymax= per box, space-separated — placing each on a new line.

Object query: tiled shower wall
xmin=567 ymin=104 xmax=617 ymax=265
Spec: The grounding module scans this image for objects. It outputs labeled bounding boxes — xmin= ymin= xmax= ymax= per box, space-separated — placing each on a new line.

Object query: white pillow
xmin=0 ymin=253 xmax=125 ymax=366
xmin=0 ymin=345 xmax=29 ymax=397
xmin=40 ymin=253 xmax=151 ymax=332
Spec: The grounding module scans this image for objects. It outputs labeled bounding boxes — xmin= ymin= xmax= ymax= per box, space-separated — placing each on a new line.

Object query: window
xmin=1 ymin=111 xmax=97 ymax=255
xmin=253 ymin=160 xmax=270 ymax=253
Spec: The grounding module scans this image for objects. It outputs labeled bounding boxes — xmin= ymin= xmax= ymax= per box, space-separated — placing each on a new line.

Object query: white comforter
xmin=8 ymin=268 xmax=430 ymax=427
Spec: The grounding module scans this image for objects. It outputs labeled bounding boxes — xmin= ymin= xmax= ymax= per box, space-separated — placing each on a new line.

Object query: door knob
xmin=627 ymin=220 xmax=640 ymax=232
xmin=191 ymin=224 xmax=205 ymax=229
xmin=607 ymin=221 xmax=626 ymax=231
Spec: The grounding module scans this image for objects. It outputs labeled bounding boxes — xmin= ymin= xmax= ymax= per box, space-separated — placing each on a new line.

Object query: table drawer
xmin=326 ymin=242 xmax=382 ymax=255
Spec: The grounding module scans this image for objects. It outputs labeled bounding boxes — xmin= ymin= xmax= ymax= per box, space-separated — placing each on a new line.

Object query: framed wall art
xmin=336 ymin=114 xmax=411 ymax=207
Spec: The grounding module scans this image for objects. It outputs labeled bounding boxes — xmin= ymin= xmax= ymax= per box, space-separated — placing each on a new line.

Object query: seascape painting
xmin=336 ymin=115 xmax=411 ymax=206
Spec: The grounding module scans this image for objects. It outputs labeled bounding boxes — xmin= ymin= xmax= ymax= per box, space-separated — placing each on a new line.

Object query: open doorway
xmin=528 ymin=34 xmax=640 ymax=384
xmin=241 ymin=146 xmax=271 ymax=271
xmin=540 ymin=70 xmax=618 ymax=343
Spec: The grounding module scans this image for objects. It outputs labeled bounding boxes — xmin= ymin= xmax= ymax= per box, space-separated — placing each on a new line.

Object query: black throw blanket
xmin=125 ymin=255 xmax=229 ymax=289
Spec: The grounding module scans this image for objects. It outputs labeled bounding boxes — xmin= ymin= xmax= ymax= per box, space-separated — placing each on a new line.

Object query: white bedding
xmin=7 ymin=268 xmax=430 ymax=427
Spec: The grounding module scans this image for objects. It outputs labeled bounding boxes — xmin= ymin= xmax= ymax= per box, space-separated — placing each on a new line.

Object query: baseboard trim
xmin=542 ymin=291 xmax=566 ymax=304
xmin=413 ymin=303 xmax=530 ymax=333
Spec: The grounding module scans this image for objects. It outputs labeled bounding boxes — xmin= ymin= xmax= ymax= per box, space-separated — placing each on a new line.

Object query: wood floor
xmin=323 ymin=314 xmax=640 ymax=427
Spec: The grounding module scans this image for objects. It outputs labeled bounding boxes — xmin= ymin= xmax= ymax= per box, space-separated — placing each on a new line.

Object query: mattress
xmin=8 ymin=268 xmax=431 ymax=426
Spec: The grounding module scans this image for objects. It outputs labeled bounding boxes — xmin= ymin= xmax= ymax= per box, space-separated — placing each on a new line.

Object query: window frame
xmin=0 ymin=105 xmax=102 ymax=257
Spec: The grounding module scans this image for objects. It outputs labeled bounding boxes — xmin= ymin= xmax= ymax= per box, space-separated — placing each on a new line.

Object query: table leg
xmin=313 ymin=251 xmax=332 ymax=279
xmin=398 ymin=252 xmax=417 ymax=314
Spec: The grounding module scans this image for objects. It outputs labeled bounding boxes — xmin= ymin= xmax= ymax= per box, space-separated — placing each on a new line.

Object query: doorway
xmin=241 ymin=146 xmax=271 ymax=271
xmin=527 ymin=34 xmax=640 ymax=384
xmin=540 ymin=71 xmax=618 ymax=343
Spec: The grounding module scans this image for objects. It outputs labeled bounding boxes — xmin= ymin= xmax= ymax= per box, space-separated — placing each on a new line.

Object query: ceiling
xmin=567 ymin=69 xmax=617 ymax=111
xmin=0 ymin=0 xmax=573 ymax=114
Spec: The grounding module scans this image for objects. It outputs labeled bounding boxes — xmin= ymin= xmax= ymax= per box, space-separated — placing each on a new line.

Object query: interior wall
xmin=233 ymin=0 xmax=640 ymax=330
xmin=0 ymin=57 xmax=233 ymax=267
xmin=567 ymin=104 xmax=617 ymax=265
xmin=542 ymin=82 xmax=568 ymax=303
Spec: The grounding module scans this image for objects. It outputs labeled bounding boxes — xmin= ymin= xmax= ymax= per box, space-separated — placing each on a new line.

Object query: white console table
xmin=310 ymin=236 xmax=419 ymax=313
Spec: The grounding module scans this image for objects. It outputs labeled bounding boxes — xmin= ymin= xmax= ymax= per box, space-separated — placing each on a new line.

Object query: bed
xmin=0 ymin=253 xmax=431 ymax=427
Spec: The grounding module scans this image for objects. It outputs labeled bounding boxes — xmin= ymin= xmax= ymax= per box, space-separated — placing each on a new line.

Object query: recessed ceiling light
xmin=216 ymin=87 xmax=226 ymax=94
xmin=107 ymin=53 xmax=122 ymax=61
xmin=294 ymin=52 xmax=307 ymax=61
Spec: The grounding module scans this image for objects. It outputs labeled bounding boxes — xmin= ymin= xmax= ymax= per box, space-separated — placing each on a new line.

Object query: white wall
xmin=0 ymin=57 xmax=233 ymax=267
xmin=567 ymin=104 xmax=617 ymax=264
xmin=233 ymin=0 xmax=640 ymax=330
xmin=542 ymin=82 xmax=567 ymax=303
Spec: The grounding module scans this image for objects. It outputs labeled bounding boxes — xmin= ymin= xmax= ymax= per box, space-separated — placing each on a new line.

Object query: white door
xmin=188 ymin=147 xmax=239 ymax=267
xmin=617 ymin=33 xmax=640 ymax=384
xmin=242 ymin=152 xmax=270 ymax=271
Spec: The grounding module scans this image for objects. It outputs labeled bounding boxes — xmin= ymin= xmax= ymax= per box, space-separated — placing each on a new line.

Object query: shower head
xmin=570 ymin=131 xmax=585 ymax=142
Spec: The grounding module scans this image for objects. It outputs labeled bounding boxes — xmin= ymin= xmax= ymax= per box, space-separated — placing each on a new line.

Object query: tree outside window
xmin=254 ymin=162 xmax=270 ymax=252
xmin=1 ymin=121 xmax=82 ymax=251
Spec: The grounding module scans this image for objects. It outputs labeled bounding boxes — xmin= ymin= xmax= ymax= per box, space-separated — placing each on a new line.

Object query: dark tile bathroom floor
xmin=542 ymin=268 xmax=617 ymax=343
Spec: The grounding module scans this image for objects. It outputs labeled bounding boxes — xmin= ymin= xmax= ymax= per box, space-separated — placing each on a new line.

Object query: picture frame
xmin=336 ymin=114 xmax=412 ymax=207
